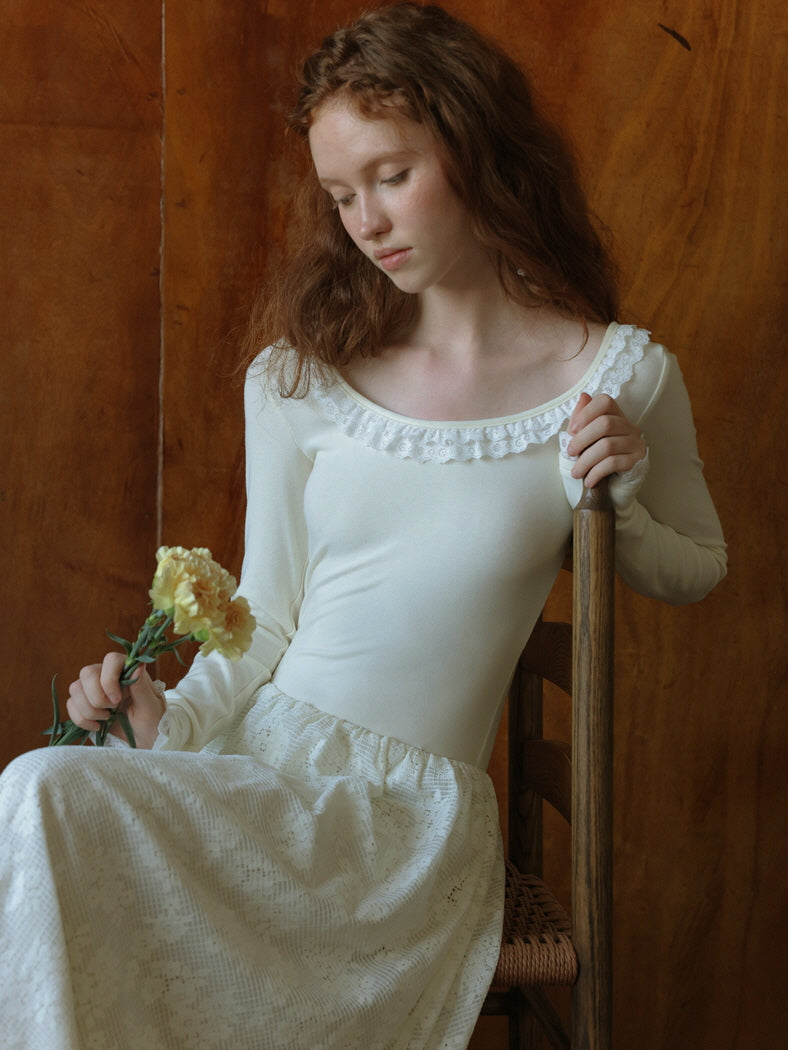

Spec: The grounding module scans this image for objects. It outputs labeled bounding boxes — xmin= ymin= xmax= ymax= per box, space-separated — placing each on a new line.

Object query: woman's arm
xmin=155 ymin=362 xmax=314 ymax=750
xmin=68 ymin=356 xmax=314 ymax=751
xmin=561 ymin=350 xmax=727 ymax=604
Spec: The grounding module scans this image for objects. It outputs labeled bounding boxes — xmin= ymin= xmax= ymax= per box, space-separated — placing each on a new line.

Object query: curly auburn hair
xmin=247 ymin=2 xmax=619 ymax=395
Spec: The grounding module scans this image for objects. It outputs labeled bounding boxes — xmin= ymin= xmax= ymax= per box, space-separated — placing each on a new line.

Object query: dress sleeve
xmin=561 ymin=350 xmax=727 ymax=604
xmin=154 ymin=365 xmax=313 ymax=751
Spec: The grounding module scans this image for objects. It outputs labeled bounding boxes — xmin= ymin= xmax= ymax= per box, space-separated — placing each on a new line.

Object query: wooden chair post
xmin=571 ymin=481 xmax=615 ymax=1050
xmin=480 ymin=479 xmax=615 ymax=1050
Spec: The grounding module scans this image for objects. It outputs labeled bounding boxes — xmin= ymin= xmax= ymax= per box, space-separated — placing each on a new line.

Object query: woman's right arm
xmin=559 ymin=342 xmax=727 ymax=605
xmin=68 ymin=356 xmax=314 ymax=750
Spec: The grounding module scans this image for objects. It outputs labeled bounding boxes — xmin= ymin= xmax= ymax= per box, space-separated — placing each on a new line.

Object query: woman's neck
xmin=342 ymin=275 xmax=605 ymax=422
xmin=405 ymin=265 xmax=525 ymax=362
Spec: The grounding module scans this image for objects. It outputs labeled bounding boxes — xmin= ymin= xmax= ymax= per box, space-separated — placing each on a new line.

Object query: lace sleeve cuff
xmin=559 ymin=431 xmax=650 ymax=512
xmin=151 ymin=683 xmax=193 ymax=752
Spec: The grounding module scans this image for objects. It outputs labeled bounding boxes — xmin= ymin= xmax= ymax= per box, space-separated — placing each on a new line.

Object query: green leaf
xmin=45 ymin=675 xmax=96 ymax=744
xmin=106 ymin=630 xmax=133 ymax=655
xmin=47 ymin=675 xmax=61 ymax=747
xmin=116 ymin=711 xmax=137 ymax=748
xmin=52 ymin=721 xmax=91 ymax=746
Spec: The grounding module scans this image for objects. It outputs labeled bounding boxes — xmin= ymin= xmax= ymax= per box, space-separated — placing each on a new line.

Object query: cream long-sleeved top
xmin=157 ymin=324 xmax=726 ymax=767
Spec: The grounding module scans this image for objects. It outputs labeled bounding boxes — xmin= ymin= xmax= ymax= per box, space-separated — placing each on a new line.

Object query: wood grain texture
xmin=0 ymin=1 xmax=162 ymax=765
xmin=571 ymin=487 xmax=615 ymax=1050
xmin=1 ymin=2 xmax=784 ymax=1047
xmin=159 ymin=3 xmax=265 ymax=577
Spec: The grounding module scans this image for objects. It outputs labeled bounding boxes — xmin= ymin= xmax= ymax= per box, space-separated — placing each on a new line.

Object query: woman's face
xmin=308 ymin=97 xmax=490 ymax=296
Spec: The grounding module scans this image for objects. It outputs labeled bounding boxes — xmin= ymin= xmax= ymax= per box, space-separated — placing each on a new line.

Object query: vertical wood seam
xmin=157 ymin=0 xmax=167 ymax=549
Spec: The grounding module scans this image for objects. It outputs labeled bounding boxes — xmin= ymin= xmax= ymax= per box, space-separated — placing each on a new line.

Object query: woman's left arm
xmin=562 ymin=353 xmax=727 ymax=604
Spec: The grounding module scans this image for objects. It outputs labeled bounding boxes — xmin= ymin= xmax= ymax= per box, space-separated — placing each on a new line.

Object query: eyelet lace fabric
xmin=313 ymin=324 xmax=650 ymax=463
xmin=1 ymin=686 xmax=504 ymax=1050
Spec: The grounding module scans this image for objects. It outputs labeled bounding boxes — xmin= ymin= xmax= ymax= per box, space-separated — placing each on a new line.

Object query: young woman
xmin=0 ymin=4 xmax=726 ymax=1048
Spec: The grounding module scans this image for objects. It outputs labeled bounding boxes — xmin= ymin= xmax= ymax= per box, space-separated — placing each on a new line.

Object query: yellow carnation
xmin=199 ymin=594 xmax=256 ymax=662
xmin=48 ymin=545 xmax=256 ymax=748
xmin=150 ymin=546 xmax=194 ymax=613
xmin=150 ymin=546 xmax=239 ymax=639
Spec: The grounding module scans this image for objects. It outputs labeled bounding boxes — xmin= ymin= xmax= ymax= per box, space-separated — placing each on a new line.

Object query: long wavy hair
xmin=246 ymin=2 xmax=619 ymax=395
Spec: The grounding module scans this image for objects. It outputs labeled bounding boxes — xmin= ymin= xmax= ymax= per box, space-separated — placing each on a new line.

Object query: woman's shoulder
xmin=592 ymin=323 xmax=672 ymax=421
xmin=245 ymin=342 xmax=298 ymax=397
xmin=243 ymin=344 xmax=344 ymax=459
xmin=589 ymin=322 xmax=663 ymax=387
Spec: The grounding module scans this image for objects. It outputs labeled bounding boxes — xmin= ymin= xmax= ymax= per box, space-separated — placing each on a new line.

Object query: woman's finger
xmin=66 ymin=672 xmax=111 ymax=731
xmin=565 ymin=393 xmax=647 ymax=486
xmin=99 ymin=652 xmax=126 ymax=708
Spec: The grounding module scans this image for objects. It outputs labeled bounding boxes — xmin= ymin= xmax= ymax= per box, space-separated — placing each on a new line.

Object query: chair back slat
xmin=518 ymin=739 xmax=572 ymax=822
xmin=521 ymin=620 xmax=572 ymax=694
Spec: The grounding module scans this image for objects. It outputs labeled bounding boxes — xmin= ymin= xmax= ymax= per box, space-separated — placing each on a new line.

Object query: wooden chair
xmin=481 ymin=480 xmax=615 ymax=1050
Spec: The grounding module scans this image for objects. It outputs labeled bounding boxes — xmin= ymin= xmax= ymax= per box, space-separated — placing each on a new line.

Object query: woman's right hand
xmin=67 ymin=653 xmax=166 ymax=749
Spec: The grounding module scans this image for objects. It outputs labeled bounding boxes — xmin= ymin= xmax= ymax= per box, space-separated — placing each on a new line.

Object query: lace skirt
xmin=0 ymin=684 xmax=504 ymax=1049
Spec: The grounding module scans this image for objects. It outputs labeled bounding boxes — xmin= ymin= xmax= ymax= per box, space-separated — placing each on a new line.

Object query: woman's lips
xmin=375 ymin=248 xmax=413 ymax=272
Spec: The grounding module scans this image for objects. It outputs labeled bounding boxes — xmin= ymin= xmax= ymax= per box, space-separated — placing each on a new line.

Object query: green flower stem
xmin=47 ymin=613 xmax=198 ymax=748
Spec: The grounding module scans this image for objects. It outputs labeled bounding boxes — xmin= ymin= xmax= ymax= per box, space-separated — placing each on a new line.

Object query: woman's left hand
xmin=566 ymin=392 xmax=647 ymax=489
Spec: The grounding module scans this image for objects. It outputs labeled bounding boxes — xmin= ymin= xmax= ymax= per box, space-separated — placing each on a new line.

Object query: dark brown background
xmin=1 ymin=2 xmax=784 ymax=1047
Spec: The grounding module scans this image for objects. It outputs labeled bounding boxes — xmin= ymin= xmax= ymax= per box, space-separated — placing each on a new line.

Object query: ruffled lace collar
xmin=312 ymin=323 xmax=650 ymax=463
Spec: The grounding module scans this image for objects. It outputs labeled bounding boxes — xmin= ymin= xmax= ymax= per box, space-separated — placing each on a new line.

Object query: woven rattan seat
xmin=493 ymin=861 xmax=578 ymax=987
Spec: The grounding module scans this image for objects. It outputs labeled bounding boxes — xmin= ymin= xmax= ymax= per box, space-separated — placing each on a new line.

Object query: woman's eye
xmin=382 ymin=170 xmax=408 ymax=187
xmin=332 ymin=193 xmax=354 ymax=209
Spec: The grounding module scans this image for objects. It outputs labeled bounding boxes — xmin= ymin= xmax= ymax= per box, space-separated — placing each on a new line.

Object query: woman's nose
xmin=357 ymin=197 xmax=392 ymax=241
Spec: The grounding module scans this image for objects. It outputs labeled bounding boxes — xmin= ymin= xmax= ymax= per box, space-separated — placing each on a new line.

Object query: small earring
xmin=516 ymin=268 xmax=526 ymax=277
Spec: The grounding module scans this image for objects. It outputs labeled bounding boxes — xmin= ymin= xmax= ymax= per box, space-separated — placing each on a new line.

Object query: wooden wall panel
xmin=0 ymin=1 xmax=162 ymax=766
xmin=1 ymin=2 xmax=784 ymax=1048
xmin=449 ymin=1 xmax=786 ymax=1046
xmin=158 ymin=4 xmax=261 ymax=577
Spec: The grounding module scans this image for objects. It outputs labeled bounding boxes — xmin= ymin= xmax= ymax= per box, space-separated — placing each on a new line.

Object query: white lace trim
xmin=313 ymin=324 xmax=651 ymax=463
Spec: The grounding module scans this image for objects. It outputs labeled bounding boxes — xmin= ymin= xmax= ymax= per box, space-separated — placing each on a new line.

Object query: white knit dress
xmin=0 ymin=324 xmax=726 ymax=1049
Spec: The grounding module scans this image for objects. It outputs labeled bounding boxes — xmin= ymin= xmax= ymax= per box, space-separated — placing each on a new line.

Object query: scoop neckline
xmin=329 ymin=321 xmax=619 ymax=429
